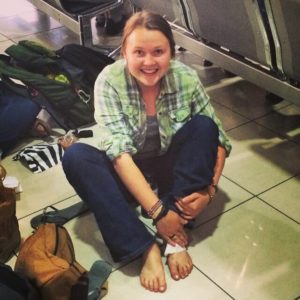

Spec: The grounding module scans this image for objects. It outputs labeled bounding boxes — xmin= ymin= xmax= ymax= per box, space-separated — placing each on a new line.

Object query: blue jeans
xmin=62 ymin=115 xmax=219 ymax=262
xmin=0 ymin=96 xmax=40 ymax=155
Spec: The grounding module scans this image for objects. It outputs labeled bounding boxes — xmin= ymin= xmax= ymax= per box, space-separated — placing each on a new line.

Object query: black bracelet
xmin=152 ymin=204 xmax=169 ymax=225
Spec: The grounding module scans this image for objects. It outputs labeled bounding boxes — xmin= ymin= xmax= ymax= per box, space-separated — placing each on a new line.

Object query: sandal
xmin=29 ymin=118 xmax=51 ymax=138
xmin=30 ymin=202 xmax=89 ymax=229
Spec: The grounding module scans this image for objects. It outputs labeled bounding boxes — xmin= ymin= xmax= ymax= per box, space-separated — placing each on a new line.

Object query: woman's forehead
xmin=125 ymin=27 xmax=169 ymax=46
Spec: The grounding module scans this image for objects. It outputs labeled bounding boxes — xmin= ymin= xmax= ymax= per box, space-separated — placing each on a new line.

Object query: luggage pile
xmin=0 ymin=40 xmax=114 ymax=131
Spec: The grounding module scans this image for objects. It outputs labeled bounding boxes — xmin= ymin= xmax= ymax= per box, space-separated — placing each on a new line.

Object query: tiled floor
xmin=1 ymin=1 xmax=300 ymax=299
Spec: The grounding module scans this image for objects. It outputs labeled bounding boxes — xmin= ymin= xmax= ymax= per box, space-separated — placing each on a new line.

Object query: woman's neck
xmin=140 ymin=85 xmax=160 ymax=116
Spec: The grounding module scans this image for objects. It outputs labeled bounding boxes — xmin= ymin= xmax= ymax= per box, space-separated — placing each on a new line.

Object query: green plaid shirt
xmin=94 ymin=59 xmax=231 ymax=161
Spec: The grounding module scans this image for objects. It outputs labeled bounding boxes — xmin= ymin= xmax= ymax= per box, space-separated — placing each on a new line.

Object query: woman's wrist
xmin=146 ymin=199 xmax=163 ymax=218
xmin=207 ymin=184 xmax=218 ymax=204
xmin=152 ymin=203 xmax=169 ymax=225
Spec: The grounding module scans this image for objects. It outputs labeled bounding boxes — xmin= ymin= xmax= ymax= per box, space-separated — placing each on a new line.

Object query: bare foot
xmin=167 ymin=250 xmax=193 ymax=280
xmin=140 ymin=243 xmax=166 ymax=293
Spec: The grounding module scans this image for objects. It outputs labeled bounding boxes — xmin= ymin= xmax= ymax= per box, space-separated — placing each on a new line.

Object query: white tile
xmin=224 ymin=122 xmax=300 ymax=194
xmin=105 ymin=258 xmax=233 ymax=300
xmin=259 ymin=175 xmax=300 ymax=223
xmin=0 ymin=40 xmax=15 ymax=53
xmin=1 ymin=156 xmax=76 ymax=219
xmin=211 ymin=100 xmax=249 ymax=131
xmin=0 ymin=11 xmax=61 ymax=39
xmin=13 ymin=26 xmax=79 ymax=49
xmin=208 ymin=79 xmax=290 ymax=120
xmin=188 ymin=198 xmax=300 ymax=300
xmin=0 ymin=0 xmax=35 ymax=18
xmin=255 ymin=104 xmax=300 ymax=145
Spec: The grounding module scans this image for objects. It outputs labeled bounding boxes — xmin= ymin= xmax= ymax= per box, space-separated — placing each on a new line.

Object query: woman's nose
xmin=143 ymin=54 xmax=155 ymax=65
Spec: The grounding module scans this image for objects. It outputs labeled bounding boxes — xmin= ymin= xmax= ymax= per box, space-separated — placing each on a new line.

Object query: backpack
xmin=0 ymin=40 xmax=114 ymax=131
xmin=14 ymin=223 xmax=89 ymax=300
xmin=56 ymin=43 xmax=114 ymax=87
xmin=0 ymin=164 xmax=21 ymax=263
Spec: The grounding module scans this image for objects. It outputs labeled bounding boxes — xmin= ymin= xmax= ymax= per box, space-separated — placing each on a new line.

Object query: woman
xmin=62 ymin=11 xmax=231 ymax=293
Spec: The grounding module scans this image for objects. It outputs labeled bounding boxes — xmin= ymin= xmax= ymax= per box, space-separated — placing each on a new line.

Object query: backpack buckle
xmin=76 ymin=89 xmax=90 ymax=104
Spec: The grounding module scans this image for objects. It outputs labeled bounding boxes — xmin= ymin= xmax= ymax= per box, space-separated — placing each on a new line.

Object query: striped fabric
xmin=13 ymin=144 xmax=64 ymax=173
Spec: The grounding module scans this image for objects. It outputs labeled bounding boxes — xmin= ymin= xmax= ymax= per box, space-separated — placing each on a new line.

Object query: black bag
xmin=56 ymin=44 xmax=114 ymax=87
xmin=0 ymin=263 xmax=38 ymax=300
xmin=0 ymin=74 xmax=71 ymax=132
xmin=0 ymin=40 xmax=114 ymax=130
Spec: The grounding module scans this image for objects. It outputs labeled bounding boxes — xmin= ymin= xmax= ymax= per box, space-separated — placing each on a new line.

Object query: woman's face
xmin=123 ymin=27 xmax=172 ymax=91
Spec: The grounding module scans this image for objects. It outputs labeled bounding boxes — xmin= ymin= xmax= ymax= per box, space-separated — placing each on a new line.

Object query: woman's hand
xmin=155 ymin=210 xmax=188 ymax=247
xmin=175 ymin=190 xmax=211 ymax=220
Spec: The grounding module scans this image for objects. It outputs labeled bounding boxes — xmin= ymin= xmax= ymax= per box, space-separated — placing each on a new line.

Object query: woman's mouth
xmin=141 ymin=68 xmax=158 ymax=74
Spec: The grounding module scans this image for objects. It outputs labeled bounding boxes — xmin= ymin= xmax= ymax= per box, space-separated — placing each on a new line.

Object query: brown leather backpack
xmin=15 ymin=223 xmax=89 ymax=300
xmin=0 ymin=164 xmax=21 ymax=263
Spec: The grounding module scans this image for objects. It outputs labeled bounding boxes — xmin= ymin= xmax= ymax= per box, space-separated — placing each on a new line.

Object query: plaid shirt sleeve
xmin=94 ymin=69 xmax=137 ymax=161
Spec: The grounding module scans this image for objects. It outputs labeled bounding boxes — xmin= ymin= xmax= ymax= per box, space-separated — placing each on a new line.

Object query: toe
xmin=169 ymin=263 xmax=180 ymax=280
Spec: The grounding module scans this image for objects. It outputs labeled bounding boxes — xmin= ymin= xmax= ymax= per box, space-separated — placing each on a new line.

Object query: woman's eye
xmin=135 ymin=50 xmax=144 ymax=56
xmin=154 ymin=49 xmax=163 ymax=56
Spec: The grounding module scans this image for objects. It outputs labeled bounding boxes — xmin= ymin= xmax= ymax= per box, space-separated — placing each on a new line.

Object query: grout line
xmin=17 ymin=193 xmax=78 ymax=221
xmin=257 ymin=197 xmax=299 ymax=225
xmin=193 ymin=196 xmax=256 ymax=230
xmin=192 ymin=265 xmax=235 ymax=299
xmin=221 ymin=175 xmax=256 ymax=196
xmin=256 ymin=173 xmax=300 ymax=197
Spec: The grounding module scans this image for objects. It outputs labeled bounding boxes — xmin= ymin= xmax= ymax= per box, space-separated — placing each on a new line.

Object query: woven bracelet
xmin=152 ymin=204 xmax=169 ymax=225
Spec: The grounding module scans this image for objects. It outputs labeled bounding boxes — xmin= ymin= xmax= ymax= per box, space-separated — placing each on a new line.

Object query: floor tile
xmin=188 ymin=198 xmax=300 ymax=300
xmin=0 ymin=10 xmax=62 ymax=39
xmin=211 ymin=100 xmax=249 ymax=131
xmin=16 ymin=195 xmax=81 ymax=239
xmin=259 ymin=175 xmax=300 ymax=223
xmin=5 ymin=254 xmax=17 ymax=269
xmin=224 ymin=122 xmax=300 ymax=194
xmin=255 ymin=104 xmax=300 ymax=145
xmin=1 ymin=156 xmax=76 ymax=219
xmin=208 ymin=78 xmax=291 ymax=120
xmin=0 ymin=33 xmax=8 ymax=42
xmin=0 ymin=0 xmax=35 ymax=18
xmin=14 ymin=26 xmax=79 ymax=49
xmin=105 ymin=258 xmax=233 ymax=300
xmin=0 ymin=39 xmax=15 ymax=53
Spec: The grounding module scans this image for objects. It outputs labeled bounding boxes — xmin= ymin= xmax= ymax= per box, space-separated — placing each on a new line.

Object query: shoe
xmin=87 ymin=260 xmax=112 ymax=300
xmin=29 ymin=118 xmax=51 ymax=138
xmin=105 ymin=16 xmax=127 ymax=36
xmin=30 ymin=202 xmax=89 ymax=229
